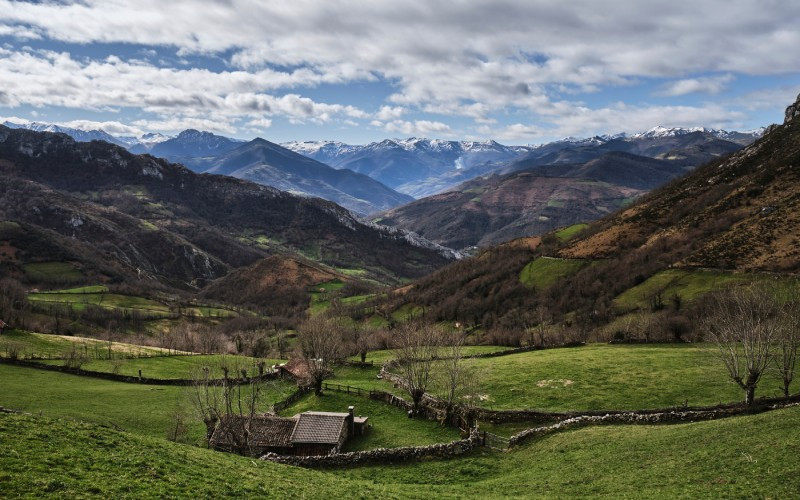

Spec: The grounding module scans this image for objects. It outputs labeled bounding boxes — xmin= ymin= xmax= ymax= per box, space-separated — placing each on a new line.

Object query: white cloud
xmin=247 ymin=118 xmax=273 ymax=129
xmin=375 ymin=105 xmax=406 ymax=121
xmin=0 ymin=49 xmax=367 ymax=131
xmin=61 ymin=120 xmax=144 ymax=136
xmin=656 ymin=74 xmax=734 ymax=96
xmin=384 ymin=120 xmax=452 ymax=136
xmin=0 ymin=1 xmax=798 ymax=139
xmin=2 ymin=1 xmax=798 ymax=118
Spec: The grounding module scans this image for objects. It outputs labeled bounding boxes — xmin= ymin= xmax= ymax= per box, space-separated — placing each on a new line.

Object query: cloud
xmin=375 ymin=105 xmax=406 ymax=121
xmin=61 ymin=120 xmax=144 ymax=136
xmin=384 ymin=120 xmax=452 ymax=136
xmin=247 ymin=118 xmax=273 ymax=129
xmin=2 ymin=1 xmax=799 ymax=116
xmin=656 ymin=74 xmax=734 ymax=96
xmin=0 ymin=49 xmax=367 ymax=129
xmin=0 ymin=1 xmax=798 ymax=139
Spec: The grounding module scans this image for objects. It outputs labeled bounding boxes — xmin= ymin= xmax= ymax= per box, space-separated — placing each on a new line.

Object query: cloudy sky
xmin=0 ymin=0 xmax=799 ymax=144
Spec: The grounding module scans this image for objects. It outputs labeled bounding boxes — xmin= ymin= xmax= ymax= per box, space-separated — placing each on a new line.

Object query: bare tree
xmin=188 ymin=357 xmax=274 ymax=455
xmin=394 ymin=322 xmax=443 ymax=415
xmin=296 ymin=315 xmax=345 ymax=395
xmin=433 ymin=331 xmax=479 ymax=427
xmin=703 ymin=286 xmax=781 ymax=406
xmin=346 ymin=322 xmax=379 ymax=363
xmin=532 ymin=305 xmax=550 ymax=346
xmin=775 ymin=288 xmax=800 ymax=397
xmin=0 ymin=278 xmax=29 ymax=330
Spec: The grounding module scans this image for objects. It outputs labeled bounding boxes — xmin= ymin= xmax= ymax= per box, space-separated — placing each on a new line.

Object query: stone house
xmin=210 ymin=406 xmax=369 ymax=457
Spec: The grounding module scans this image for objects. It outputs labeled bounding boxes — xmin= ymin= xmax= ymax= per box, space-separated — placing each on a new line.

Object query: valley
xmin=1 ymin=24 xmax=799 ymax=496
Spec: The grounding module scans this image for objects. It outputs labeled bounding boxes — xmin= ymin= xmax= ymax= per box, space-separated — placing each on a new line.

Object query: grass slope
xmin=338 ymin=405 xmax=800 ymax=498
xmin=0 ymin=330 xmax=173 ymax=359
xmin=0 ymin=412 xmax=394 ymax=499
xmin=519 ymin=257 xmax=589 ymax=289
xmin=278 ymin=391 xmax=458 ymax=451
xmin=613 ymin=268 xmax=797 ymax=311
xmin=459 ymin=343 xmax=795 ymax=411
xmin=0 ymin=364 xmax=296 ymax=445
xmin=36 ymin=354 xmax=285 ymax=380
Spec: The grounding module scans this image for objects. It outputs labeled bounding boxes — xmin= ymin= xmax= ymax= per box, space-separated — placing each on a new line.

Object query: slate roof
xmin=210 ymin=415 xmax=297 ymax=449
xmin=290 ymin=412 xmax=348 ymax=445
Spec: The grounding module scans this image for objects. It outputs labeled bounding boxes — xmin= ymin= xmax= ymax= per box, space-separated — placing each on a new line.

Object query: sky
xmin=0 ymin=0 xmax=799 ymax=145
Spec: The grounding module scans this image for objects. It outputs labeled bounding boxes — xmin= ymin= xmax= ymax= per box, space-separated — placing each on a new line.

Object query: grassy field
xmin=613 ymin=268 xmax=800 ymax=311
xmin=0 ymin=412 xmax=395 ymax=499
xmin=278 ymin=391 xmax=458 ymax=451
xmin=0 ymin=330 xmax=174 ymax=359
xmin=457 ymin=343 xmax=796 ymax=411
xmin=349 ymin=345 xmax=510 ymax=365
xmin=27 ymin=286 xmax=238 ymax=319
xmin=3 ymin=402 xmax=798 ymax=497
xmin=22 ymin=261 xmax=83 ymax=282
xmin=519 ymin=257 xmax=589 ymax=289
xmin=337 ymin=404 xmax=800 ymax=498
xmin=37 ymin=354 xmax=286 ymax=380
xmin=309 ymin=279 xmax=346 ymax=314
xmin=0 ymin=364 xmax=297 ymax=445
xmin=613 ymin=269 xmax=750 ymax=311
xmin=554 ymin=223 xmax=589 ymax=242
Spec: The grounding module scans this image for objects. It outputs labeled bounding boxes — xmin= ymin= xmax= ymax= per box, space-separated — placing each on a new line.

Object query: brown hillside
xmin=200 ymin=255 xmax=348 ymax=316
xmin=560 ymin=99 xmax=800 ymax=273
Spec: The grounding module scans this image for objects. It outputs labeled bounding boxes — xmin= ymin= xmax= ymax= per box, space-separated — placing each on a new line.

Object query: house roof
xmin=210 ymin=415 xmax=297 ymax=449
xmin=290 ymin=412 xmax=348 ymax=445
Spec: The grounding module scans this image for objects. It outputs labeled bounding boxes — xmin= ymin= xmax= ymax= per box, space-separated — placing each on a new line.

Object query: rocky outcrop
xmin=785 ymin=93 xmax=800 ymax=124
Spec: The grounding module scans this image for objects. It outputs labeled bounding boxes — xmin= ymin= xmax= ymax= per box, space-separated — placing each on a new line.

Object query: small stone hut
xmin=210 ymin=406 xmax=369 ymax=457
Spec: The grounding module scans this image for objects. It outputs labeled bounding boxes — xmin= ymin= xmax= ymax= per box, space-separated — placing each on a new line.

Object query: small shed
xmin=210 ymin=406 xmax=369 ymax=457
xmin=210 ymin=415 xmax=297 ymax=456
xmin=290 ymin=411 xmax=350 ymax=456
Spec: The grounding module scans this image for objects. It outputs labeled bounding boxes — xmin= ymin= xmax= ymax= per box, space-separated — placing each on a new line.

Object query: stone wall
xmin=261 ymin=429 xmax=480 ymax=468
xmin=508 ymin=399 xmax=800 ymax=448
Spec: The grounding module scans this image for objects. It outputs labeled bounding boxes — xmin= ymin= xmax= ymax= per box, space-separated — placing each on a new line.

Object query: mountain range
xmin=283 ymin=128 xmax=763 ymax=198
xmin=375 ymin=130 xmax=754 ymax=249
xmin=0 ymin=125 xmax=456 ymax=303
xmin=370 ymin=93 xmax=800 ymax=331
xmin=150 ymin=131 xmax=412 ymax=215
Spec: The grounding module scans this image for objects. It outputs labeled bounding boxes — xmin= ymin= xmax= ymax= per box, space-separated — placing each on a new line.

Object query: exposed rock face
xmin=785 ymin=93 xmax=800 ymax=124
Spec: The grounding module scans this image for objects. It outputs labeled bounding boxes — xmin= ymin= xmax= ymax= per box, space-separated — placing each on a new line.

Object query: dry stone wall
xmin=261 ymin=429 xmax=480 ymax=468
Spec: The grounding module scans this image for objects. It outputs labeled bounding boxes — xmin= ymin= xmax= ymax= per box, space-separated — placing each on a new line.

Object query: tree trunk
xmin=360 ymin=352 xmax=367 ymax=363
xmin=411 ymin=391 xmax=423 ymax=416
xmin=745 ymin=385 xmax=756 ymax=406
xmin=204 ymin=417 xmax=218 ymax=443
xmin=314 ymin=378 xmax=323 ymax=396
xmin=783 ymin=377 xmax=791 ymax=398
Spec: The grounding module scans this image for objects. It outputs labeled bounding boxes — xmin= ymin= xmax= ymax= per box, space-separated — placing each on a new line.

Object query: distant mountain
xmin=284 ymin=129 xmax=761 ymax=199
xmin=148 ymin=129 xmax=244 ymax=161
xmin=118 ymin=132 xmax=172 ymax=153
xmin=188 ymin=137 xmax=413 ymax=215
xmin=371 ymin=95 xmax=798 ymax=331
xmin=377 ymin=135 xmax=745 ymax=250
xmin=283 ymin=138 xmax=528 ymax=198
xmin=501 ymin=130 xmax=746 ymax=175
xmin=2 ymin=121 xmax=127 ymax=147
xmin=377 ymin=168 xmax=641 ymax=249
xmin=0 ymin=125 xmax=456 ymax=292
